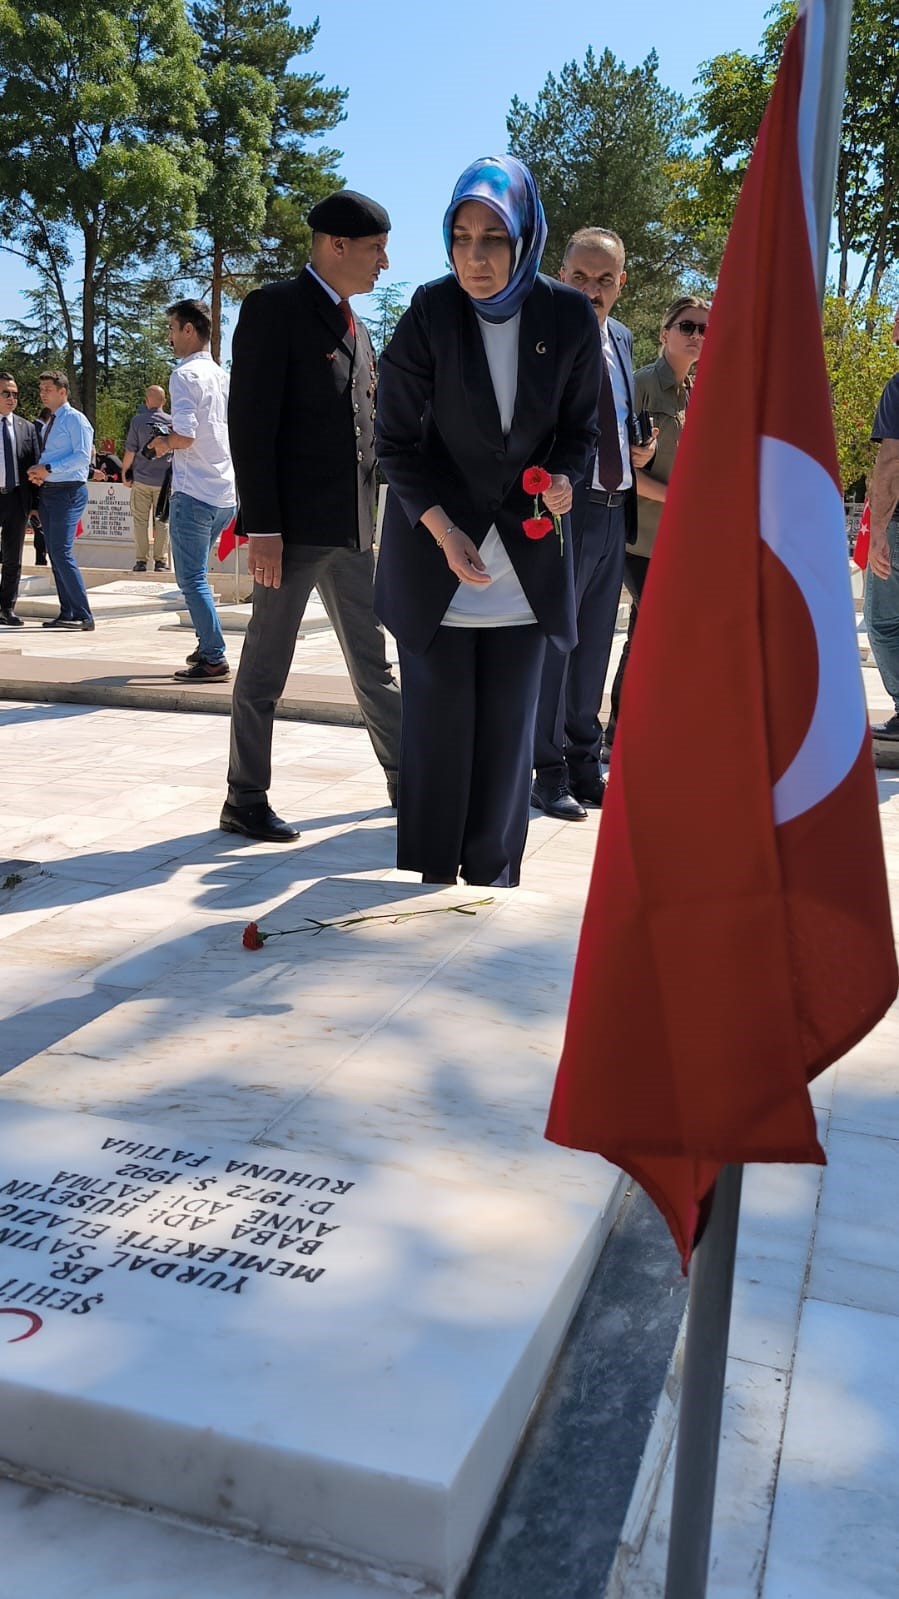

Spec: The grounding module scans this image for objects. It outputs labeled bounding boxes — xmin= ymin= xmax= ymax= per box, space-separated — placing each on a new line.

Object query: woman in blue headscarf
xmin=374 ymin=155 xmax=600 ymax=887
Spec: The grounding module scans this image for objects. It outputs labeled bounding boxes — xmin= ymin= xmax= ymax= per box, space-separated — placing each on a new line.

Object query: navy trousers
xmin=533 ymin=500 xmax=625 ymax=782
xmin=397 ymin=624 xmax=546 ymax=887
xmin=40 ymin=483 xmax=92 ymax=622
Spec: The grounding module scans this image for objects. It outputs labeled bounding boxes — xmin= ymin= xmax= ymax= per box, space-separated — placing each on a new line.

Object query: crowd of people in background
xmin=1 ymin=156 xmax=896 ymax=888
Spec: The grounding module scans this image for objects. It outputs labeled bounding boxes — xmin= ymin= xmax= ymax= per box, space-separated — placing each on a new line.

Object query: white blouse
xmin=442 ymin=312 xmax=537 ymax=629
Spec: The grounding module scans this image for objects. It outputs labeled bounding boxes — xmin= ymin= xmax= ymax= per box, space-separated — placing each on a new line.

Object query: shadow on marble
xmin=0 ymin=1479 xmax=387 ymax=1599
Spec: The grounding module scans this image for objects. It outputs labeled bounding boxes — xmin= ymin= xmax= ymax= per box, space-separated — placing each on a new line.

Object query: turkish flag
xmin=546 ymin=6 xmax=898 ymax=1267
xmin=216 ymin=514 xmax=244 ymax=562
xmin=853 ymin=500 xmax=870 ymax=569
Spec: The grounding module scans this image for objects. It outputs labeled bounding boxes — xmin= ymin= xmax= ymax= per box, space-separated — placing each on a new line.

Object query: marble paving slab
xmin=0 ymin=1477 xmax=392 ymax=1599
xmin=762 ymin=1298 xmax=899 ymax=1599
xmin=0 ymin=1100 xmax=620 ymax=1595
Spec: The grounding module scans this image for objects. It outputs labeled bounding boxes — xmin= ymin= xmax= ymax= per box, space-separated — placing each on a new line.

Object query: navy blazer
xmin=3 ymin=415 xmax=41 ymax=514
xmin=374 ymin=274 xmax=600 ymax=656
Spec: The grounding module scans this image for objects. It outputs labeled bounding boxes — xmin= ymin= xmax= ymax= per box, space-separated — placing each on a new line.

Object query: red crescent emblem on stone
xmin=0 ymin=1309 xmax=43 ymax=1342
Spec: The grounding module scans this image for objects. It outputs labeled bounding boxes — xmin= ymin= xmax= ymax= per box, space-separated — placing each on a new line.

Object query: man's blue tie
xmin=2 ymin=418 xmax=15 ymax=492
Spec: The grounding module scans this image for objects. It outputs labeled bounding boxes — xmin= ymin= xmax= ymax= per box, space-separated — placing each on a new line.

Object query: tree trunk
xmin=211 ymin=239 xmax=224 ymax=363
xmin=81 ymin=228 xmax=99 ymax=426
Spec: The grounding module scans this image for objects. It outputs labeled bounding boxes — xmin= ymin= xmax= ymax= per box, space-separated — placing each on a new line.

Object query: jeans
xmin=168 ymin=492 xmax=234 ymax=664
xmin=40 ymin=482 xmax=91 ymax=621
xmin=863 ymin=517 xmax=899 ymax=714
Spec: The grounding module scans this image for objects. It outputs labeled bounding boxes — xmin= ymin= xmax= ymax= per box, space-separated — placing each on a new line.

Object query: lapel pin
xmin=535 ymin=341 xmax=547 ymax=355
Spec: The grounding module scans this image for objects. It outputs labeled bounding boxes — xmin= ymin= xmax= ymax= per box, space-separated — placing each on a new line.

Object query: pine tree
xmin=190 ymin=0 xmax=346 ymax=356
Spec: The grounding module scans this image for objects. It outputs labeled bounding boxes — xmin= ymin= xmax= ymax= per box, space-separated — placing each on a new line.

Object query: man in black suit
xmin=0 ymin=371 xmax=41 ymax=626
xmin=532 ymin=227 xmax=657 ymax=819
xmin=223 ymin=190 xmax=402 ymax=841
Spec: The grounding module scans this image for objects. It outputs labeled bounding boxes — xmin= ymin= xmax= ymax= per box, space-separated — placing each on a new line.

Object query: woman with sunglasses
xmin=604 ymin=294 xmax=711 ymax=758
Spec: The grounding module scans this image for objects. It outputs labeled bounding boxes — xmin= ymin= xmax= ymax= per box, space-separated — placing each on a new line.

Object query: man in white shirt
xmin=147 ymin=299 xmax=235 ymax=679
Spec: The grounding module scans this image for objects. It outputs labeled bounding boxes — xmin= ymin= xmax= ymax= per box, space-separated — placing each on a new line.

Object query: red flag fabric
xmin=74 ymin=519 xmax=83 ymax=537
xmin=853 ymin=500 xmax=870 ymax=569
xmin=216 ymin=515 xmax=244 ymax=562
xmin=546 ymin=7 xmax=898 ymax=1268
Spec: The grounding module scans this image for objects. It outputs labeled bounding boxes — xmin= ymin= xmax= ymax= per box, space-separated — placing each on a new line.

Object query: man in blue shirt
xmin=26 ymin=370 xmax=95 ymax=629
xmin=864 ymin=305 xmax=899 ymax=739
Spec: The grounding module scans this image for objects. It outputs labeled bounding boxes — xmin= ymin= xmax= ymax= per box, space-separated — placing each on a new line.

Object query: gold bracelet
xmin=435 ymin=524 xmax=457 ymax=551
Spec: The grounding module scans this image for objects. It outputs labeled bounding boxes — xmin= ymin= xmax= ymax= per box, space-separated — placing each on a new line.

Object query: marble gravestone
xmin=0 ymin=1100 xmax=619 ymax=1595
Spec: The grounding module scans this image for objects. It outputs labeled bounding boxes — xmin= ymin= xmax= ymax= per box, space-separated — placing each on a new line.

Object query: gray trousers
xmin=227 ymin=543 xmax=401 ymax=805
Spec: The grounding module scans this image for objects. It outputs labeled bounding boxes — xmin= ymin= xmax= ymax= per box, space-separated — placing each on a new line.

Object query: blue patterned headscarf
xmin=443 ymin=155 xmax=547 ymax=323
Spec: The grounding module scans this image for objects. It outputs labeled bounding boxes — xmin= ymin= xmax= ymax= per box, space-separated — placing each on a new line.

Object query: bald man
xmin=122 ymin=384 xmax=173 ymax=570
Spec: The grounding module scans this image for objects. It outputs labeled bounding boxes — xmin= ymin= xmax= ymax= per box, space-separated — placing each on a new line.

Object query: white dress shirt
xmin=0 ymin=415 xmax=18 ymax=491
xmin=169 ymin=351 xmax=235 ymax=509
xmin=443 ymin=312 xmax=537 ymax=629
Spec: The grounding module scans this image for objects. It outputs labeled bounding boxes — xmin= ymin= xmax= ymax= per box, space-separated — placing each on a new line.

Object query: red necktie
xmin=339 ymin=299 xmax=355 ymax=338
xmin=596 ymin=350 xmax=623 ymax=492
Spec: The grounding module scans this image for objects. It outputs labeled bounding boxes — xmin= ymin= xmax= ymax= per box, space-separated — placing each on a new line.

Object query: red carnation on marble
xmin=522 ymin=465 xmax=552 ymax=496
xmin=242 ymin=921 xmax=266 ymax=950
xmin=523 ymin=516 xmax=554 ymax=540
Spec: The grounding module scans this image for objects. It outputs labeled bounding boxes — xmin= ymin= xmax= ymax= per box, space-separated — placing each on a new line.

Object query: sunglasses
xmin=670 ymin=320 xmax=708 ymax=338
xmin=0 ymin=389 xmax=18 ymax=398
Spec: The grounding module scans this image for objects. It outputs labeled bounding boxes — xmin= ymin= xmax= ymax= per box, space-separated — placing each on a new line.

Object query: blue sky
xmin=0 ymin=0 xmax=774 ymax=353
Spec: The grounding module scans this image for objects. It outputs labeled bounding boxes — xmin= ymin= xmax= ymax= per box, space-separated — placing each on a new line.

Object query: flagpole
xmin=663 ymin=1165 xmax=743 ymax=1599
xmin=662 ymin=6 xmax=853 ymax=1596
xmin=810 ymin=0 xmax=853 ymax=304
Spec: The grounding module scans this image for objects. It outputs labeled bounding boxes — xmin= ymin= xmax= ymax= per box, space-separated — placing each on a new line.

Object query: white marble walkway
xmin=0 ymin=698 xmax=620 ymax=1597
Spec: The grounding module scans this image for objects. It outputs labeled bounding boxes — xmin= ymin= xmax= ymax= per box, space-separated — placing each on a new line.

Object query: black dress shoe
xmin=80 ymin=618 xmax=96 ymax=631
xmin=530 ymin=779 xmax=587 ymax=821
xmin=0 ymin=610 xmax=24 ymax=626
xmin=571 ymin=772 xmax=607 ymax=807
xmin=173 ymin=658 xmax=230 ymax=680
xmin=871 ymin=714 xmax=899 ymax=740
xmin=219 ymin=801 xmax=300 ymax=843
xmin=42 ymin=616 xmax=81 ymax=628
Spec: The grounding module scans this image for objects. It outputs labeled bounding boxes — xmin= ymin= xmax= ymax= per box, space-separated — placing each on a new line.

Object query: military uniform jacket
xmin=228 ymin=269 xmax=379 ymax=549
xmin=374 ymin=274 xmax=600 ymax=656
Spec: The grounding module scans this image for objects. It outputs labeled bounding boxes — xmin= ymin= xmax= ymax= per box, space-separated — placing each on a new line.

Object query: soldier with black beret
xmin=222 ymin=189 xmax=402 ymax=841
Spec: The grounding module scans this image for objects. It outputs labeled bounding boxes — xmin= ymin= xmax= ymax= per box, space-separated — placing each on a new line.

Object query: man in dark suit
xmin=0 ymin=371 xmax=41 ymax=626
xmin=532 ymin=227 xmax=657 ymax=819
xmin=223 ymin=190 xmax=402 ymax=841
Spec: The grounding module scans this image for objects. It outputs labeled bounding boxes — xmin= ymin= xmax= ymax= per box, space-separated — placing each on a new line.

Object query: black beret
xmin=307 ymin=190 xmax=391 ymax=238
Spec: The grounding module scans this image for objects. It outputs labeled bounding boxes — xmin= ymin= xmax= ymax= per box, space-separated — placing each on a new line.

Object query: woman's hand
xmin=543 ymin=474 xmax=572 ymax=515
xmin=441 ymin=528 xmax=492 ymax=586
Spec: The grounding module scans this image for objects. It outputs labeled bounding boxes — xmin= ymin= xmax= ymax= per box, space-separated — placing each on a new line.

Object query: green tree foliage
xmin=507 ymin=47 xmax=720 ymax=360
xmin=824 ymin=292 xmax=898 ymax=492
xmin=190 ymin=0 xmax=346 ymax=355
xmin=363 ymin=282 xmax=409 ymax=355
xmin=688 ymin=0 xmax=899 ymax=303
xmin=0 ymin=0 xmax=207 ymax=422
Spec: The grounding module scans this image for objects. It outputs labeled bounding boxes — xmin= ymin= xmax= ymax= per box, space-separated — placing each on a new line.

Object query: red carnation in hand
xmin=522 ymin=465 xmax=552 ymax=496
xmin=523 ymin=516 xmax=553 ymax=540
xmin=242 ymin=921 xmax=266 ymax=950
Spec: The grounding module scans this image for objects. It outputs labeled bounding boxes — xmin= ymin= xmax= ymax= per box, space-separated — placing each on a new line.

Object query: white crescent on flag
xmin=759 ymin=437 xmax=866 ymax=825
xmin=759 ymin=0 xmax=864 ymax=827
